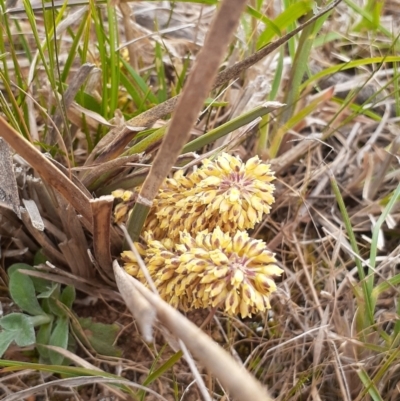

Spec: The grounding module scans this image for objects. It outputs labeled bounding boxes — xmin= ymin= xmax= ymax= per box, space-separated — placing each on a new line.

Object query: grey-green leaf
xmin=0 ymin=313 xmax=36 ymax=346
xmin=0 ymin=331 xmax=15 ymax=357
xmin=60 ymin=285 xmax=75 ymax=309
xmin=49 ymin=317 xmax=69 ymax=365
xmin=9 ymin=268 xmax=45 ymax=316
xmin=8 ymin=263 xmax=50 ymax=293
xmin=36 ymin=321 xmax=53 ymax=361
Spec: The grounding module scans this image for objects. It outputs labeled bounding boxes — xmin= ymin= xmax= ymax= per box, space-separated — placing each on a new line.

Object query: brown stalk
xmin=0 ymin=116 xmax=93 ymax=230
xmin=125 ymin=0 xmax=248 ymax=242
xmin=119 ymin=2 xmax=138 ymax=71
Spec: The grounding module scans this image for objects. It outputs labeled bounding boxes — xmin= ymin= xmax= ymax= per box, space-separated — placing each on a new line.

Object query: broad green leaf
xmin=33 ymin=249 xmax=47 ymax=266
xmin=37 ymin=283 xmax=58 ymax=299
xmin=0 ymin=331 xmax=15 ymax=357
xmin=8 ymin=266 xmax=45 ymax=316
xmin=46 ymin=292 xmax=69 ymax=319
xmin=36 ymin=321 xmax=53 ymax=361
xmin=60 ymin=286 xmax=76 ymax=309
xmin=0 ymin=313 xmax=35 ymax=347
xmin=8 ymin=263 xmax=50 ymax=293
xmin=76 ymin=317 xmax=121 ymax=357
xmin=49 ymin=317 xmax=69 ymax=365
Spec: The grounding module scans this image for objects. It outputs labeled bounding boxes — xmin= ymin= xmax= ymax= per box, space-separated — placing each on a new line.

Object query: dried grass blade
xmin=21 ymin=210 xmax=66 ymax=265
xmin=113 ymin=261 xmax=156 ymax=343
xmin=89 ymin=125 xmax=145 ymax=165
xmin=182 ymin=101 xmax=283 ymax=154
xmin=0 ymin=207 xmax=38 ymax=251
xmin=56 ymin=197 xmax=94 ymax=278
xmin=0 ymin=137 xmax=21 ymax=218
xmin=1 ymin=376 xmax=169 ymax=401
xmin=22 ymin=199 xmax=44 ymax=231
xmin=27 ymin=177 xmax=62 ymax=226
xmin=81 ymin=153 xmax=143 ymax=189
xmin=90 ymin=196 xmax=114 ymax=279
xmin=0 ymin=117 xmax=93 ymax=228
xmin=47 ymin=63 xmax=95 ymax=146
xmin=59 ymin=240 xmax=89 ymax=277
xmin=22 ymin=268 xmax=120 ymax=302
xmin=38 ymin=345 xmax=129 ymax=400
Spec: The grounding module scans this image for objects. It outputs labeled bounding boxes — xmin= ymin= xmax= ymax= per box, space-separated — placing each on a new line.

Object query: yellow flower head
xmin=112 ymin=189 xmax=135 ymax=224
xmin=122 ymin=227 xmax=283 ymax=318
xmin=146 ymin=153 xmax=275 ymax=240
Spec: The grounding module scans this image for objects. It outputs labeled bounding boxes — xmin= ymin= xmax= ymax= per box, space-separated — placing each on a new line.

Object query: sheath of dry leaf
xmin=144 ymin=153 xmax=275 ymax=240
xmin=122 ymin=227 xmax=283 ymax=318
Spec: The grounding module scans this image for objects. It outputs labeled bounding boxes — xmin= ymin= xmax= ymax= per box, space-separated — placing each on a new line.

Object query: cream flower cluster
xmin=145 ymin=153 xmax=275 ymax=240
xmin=113 ymin=153 xmax=282 ymax=317
xmin=122 ymin=228 xmax=282 ymax=317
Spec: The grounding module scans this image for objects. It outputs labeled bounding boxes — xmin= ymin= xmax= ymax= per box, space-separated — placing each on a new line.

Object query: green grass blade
xmin=155 ymin=41 xmax=167 ymax=103
xmin=123 ymin=126 xmax=167 ymax=156
xmin=256 ymin=0 xmax=313 ymax=49
xmin=269 ymin=89 xmax=333 ymax=158
xmin=330 ymin=174 xmax=374 ymax=327
xmin=106 ymin=0 xmax=120 ymax=115
xmin=120 ymin=58 xmax=159 ymax=106
xmin=301 ymin=56 xmax=400 ymax=90
xmin=183 ymin=102 xmax=282 ymax=154
xmin=344 ymin=0 xmax=393 ymax=40
xmin=372 ymin=274 xmax=400 ymax=299
xmin=61 ymin=12 xmax=89 ymax=83
xmin=368 ymin=184 xmax=400 ymax=298
xmin=357 ymin=369 xmax=384 ymax=401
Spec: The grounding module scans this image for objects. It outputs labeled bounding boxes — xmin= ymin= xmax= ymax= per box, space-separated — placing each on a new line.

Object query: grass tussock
xmin=0 ymin=0 xmax=400 ymax=400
